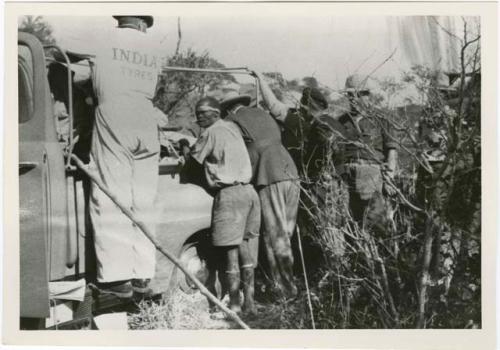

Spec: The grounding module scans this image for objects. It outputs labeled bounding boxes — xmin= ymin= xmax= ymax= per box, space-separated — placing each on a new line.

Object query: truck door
xmin=19 ymin=32 xmax=69 ymax=319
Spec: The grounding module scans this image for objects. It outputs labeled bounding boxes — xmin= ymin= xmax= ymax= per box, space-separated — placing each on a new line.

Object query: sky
xmin=45 ymin=16 xmax=403 ymax=89
xmin=44 ymin=15 xmax=474 ymax=90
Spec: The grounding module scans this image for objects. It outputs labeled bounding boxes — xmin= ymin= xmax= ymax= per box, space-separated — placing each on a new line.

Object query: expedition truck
xmin=18 ymin=31 xmax=216 ymax=329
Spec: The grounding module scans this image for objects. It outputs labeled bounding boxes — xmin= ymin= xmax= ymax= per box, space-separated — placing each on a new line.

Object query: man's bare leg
xmin=239 ymin=240 xmax=257 ymax=316
xmin=226 ymin=246 xmax=241 ymax=313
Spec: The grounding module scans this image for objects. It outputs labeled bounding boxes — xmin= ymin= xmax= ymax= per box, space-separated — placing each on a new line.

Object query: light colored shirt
xmin=268 ymin=99 xmax=289 ymax=123
xmin=191 ymin=119 xmax=252 ymax=188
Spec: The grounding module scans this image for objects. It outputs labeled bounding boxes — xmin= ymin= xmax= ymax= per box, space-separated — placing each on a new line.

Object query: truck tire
xmin=177 ymin=242 xmax=209 ymax=294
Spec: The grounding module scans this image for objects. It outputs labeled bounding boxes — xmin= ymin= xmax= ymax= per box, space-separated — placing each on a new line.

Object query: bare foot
xmin=229 ymin=303 xmax=242 ymax=315
xmin=242 ymin=304 xmax=258 ymax=318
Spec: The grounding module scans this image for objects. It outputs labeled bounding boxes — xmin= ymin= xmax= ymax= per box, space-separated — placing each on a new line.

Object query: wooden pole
xmin=296 ymin=226 xmax=316 ymax=329
xmin=70 ymin=155 xmax=250 ymax=330
xmin=161 ymin=66 xmax=251 ymax=75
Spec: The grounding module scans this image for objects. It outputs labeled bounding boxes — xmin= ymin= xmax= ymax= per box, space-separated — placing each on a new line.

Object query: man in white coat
xmin=87 ymin=15 xmax=162 ymax=297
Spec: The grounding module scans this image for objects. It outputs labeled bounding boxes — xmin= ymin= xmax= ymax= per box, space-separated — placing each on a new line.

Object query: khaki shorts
xmin=212 ymin=184 xmax=261 ymax=247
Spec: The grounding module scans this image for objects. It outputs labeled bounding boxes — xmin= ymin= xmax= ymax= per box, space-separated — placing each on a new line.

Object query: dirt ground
xmin=127 ymin=289 xmax=303 ymax=330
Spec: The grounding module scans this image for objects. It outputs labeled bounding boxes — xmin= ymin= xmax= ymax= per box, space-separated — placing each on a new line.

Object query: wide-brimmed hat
xmin=220 ymin=91 xmax=252 ymax=113
xmin=113 ymin=16 xmax=154 ymax=28
xmin=341 ymin=74 xmax=371 ymax=93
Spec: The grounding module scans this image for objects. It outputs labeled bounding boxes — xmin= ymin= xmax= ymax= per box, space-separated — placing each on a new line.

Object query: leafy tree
xmin=18 ymin=16 xmax=56 ymax=45
xmin=153 ymin=48 xmax=237 ymax=133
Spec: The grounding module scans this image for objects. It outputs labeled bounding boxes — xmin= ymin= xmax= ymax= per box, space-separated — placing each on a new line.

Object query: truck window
xmin=18 ymin=45 xmax=34 ymax=123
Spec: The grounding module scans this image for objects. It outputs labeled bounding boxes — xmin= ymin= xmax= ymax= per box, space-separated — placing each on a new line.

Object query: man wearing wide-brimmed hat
xmin=80 ymin=15 xmax=163 ymax=298
xmin=253 ymin=70 xmax=350 ymax=274
xmin=221 ymin=89 xmax=300 ymax=300
xmin=335 ymin=74 xmax=398 ymax=229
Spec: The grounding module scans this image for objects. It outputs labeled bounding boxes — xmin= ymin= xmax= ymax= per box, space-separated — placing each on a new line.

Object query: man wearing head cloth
xmin=181 ymin=97 xmax=261 ymax=315
xmin=220 ymin=90 xmax=300 ymax=299
xmin=75 ymin=15 xmax=163 ymax=297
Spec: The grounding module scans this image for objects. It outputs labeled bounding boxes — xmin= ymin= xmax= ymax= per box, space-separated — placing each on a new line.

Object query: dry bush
xmin=128 ymin=289 xmax=233 ymax=330
xmin=266 ymin=18 xmax=482 ymax=329
xmin=278 ymin=65 xmax=481 ymax=329
xmin=153 ymin=48 xmax=237 ymax=132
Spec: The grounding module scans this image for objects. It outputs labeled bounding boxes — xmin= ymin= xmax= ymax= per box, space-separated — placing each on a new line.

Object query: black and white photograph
xmin=3 ymin=1 xmax=498 ymax=348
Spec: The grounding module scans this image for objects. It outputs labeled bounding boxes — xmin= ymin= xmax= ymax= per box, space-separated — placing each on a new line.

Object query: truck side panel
xmin=19 ymin=32 xmax=69 ymax=318
xmin=19 ymin=34 xmax=51 ymax=318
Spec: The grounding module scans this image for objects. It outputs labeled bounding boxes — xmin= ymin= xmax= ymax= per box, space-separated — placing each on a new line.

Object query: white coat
xmin=87 ymin=26 xmax=163 ymax=282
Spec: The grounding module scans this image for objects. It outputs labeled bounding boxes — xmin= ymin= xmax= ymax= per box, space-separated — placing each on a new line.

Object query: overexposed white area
xmin=42 ymin=15 xmax=478 ymax=90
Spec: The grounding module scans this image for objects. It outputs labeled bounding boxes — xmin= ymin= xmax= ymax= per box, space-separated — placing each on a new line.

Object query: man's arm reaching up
xmin=252 ymin=70 xmax=289 ymax=122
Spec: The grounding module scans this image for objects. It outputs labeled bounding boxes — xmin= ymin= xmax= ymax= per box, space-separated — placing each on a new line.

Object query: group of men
xmin=174 ymin=73 xmax=401 ymax=314
xmin=84 ymin=15 xmax=400 ymax=315
xmin=180 ymin=92 xmax=301 ymax=314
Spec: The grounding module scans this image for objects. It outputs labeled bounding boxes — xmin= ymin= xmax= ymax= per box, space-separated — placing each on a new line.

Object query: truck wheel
xmin=178 ymin=242 xmax=209 ymax=294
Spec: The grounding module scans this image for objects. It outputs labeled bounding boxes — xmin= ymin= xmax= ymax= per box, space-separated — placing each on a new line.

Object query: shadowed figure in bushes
xmin=336 ymin=74 xmax=398 ymax=233
xmin=415 ymin=72 xmax=455 ymax=298
xmin=415 ymin=72 xmax=481 ymax=294
xmin=220 ymin=90 xmax=300 ymax=300
xmin=415 ymin=72 xmax=453 ymax=214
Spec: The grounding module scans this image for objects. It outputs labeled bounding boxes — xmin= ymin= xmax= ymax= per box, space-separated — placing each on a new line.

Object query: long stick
xmin=161 ymin=66 xmax=251 ymax=75
xmin=296 ymin=226 xmax=316 ymax=329
xmin=70 ymin=155 xmax=250 ymax=330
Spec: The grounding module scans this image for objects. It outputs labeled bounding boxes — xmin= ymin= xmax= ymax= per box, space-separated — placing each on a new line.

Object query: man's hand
xmin=178 ymin=156 xmax=186 ymax=166
xmin=248 ymin=68 xmax=288 ymax=122
xmin=179 ymin=138 xmax=191 ymax=159
xmin=248 ymin=69 xmax=260 ymax=78
xmin=382 ymin=167 xmax=397 ymax=197
xmin=249 ymin=69 xmax=266 ymax=84
xmin=383 ymin=149 xmax=398 ymax=197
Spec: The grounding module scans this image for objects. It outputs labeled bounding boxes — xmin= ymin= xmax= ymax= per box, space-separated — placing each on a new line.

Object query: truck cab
xmin=18 ymin=32 xmax=213 ymax=329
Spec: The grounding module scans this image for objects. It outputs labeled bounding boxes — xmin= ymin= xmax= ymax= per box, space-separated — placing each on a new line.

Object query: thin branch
xmin=365 ymin=48 xmax=398 ymax=80
xmin=430 ymin=16 xmax=463 ymax=43
xmin=175 ymin=17 xmax=182 ymax=57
